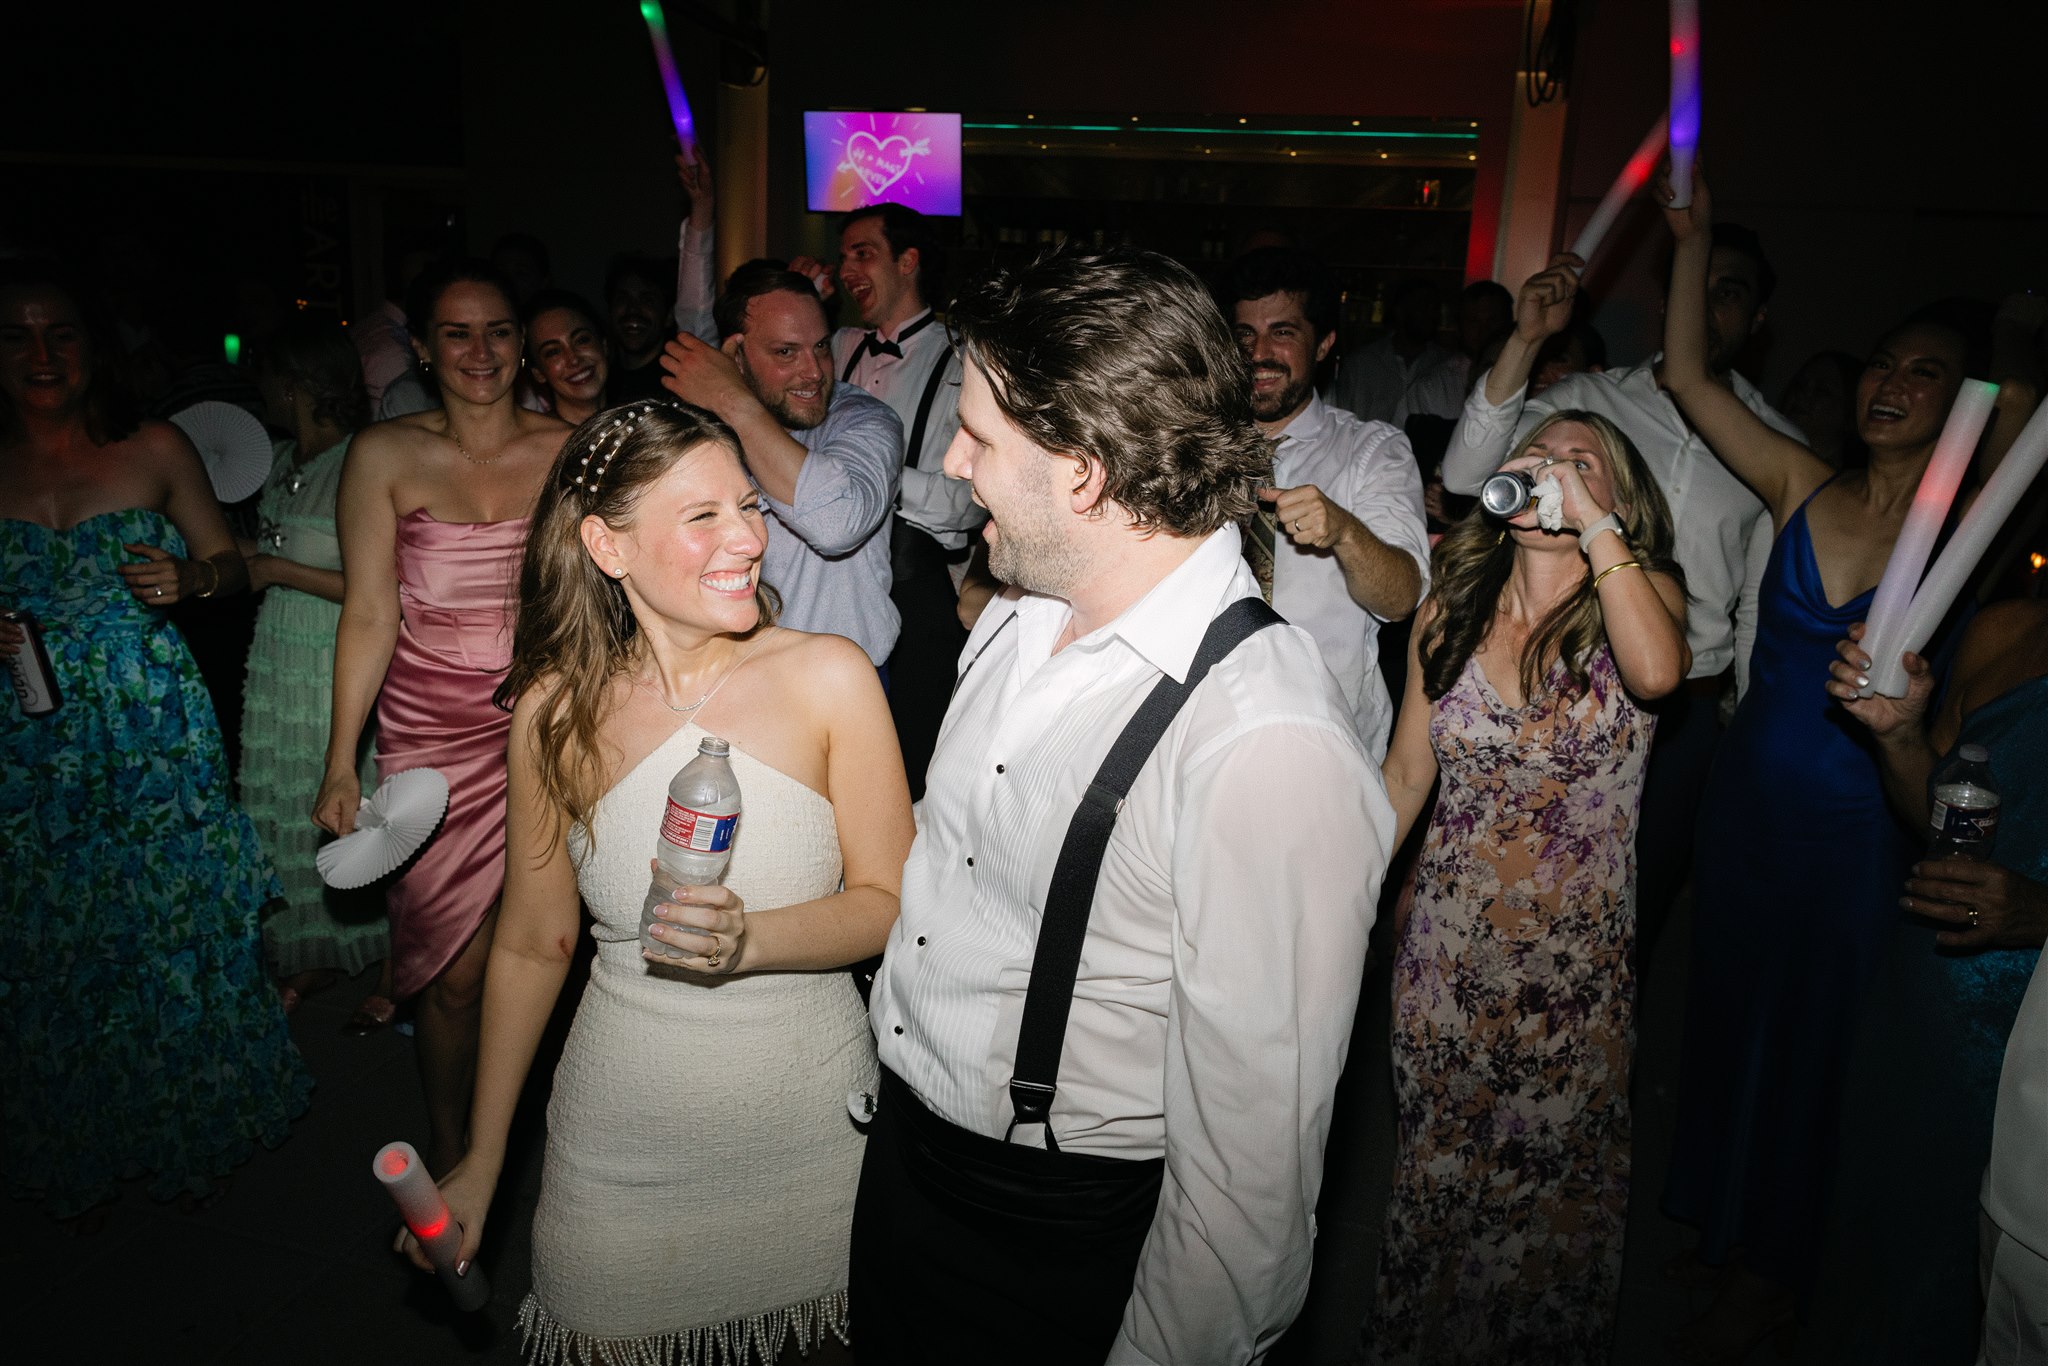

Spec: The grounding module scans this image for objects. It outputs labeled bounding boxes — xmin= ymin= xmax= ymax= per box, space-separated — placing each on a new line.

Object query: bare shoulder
xmin=346 ymin=416 xmax=431 ymax=464
xmin=128 ymin=418 xmax=203 ymax=471
xmin=758 ymin=627 xmax=876 ymax=688
xmin=515 ymin=408 xmax=573 ymax=455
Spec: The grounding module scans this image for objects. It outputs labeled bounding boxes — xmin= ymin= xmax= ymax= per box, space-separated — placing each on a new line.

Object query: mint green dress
xmin=2 ymin=508 xmax=312 ymax=1217
xmin=239 ymin=437 xmax=387 ymax=978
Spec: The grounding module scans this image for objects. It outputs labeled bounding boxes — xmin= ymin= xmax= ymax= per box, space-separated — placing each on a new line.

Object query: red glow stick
xmin=1568 ymin=114 xmax=1669 ymax=268
xmin=373 ymin=1141 xmax=490 ymax=1311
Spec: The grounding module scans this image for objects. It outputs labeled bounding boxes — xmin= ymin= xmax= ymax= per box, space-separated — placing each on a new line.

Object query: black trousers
xmin=883 ymin=541 xmax=968 ymax=802
xmin=849 ymin=1069 xmax=1163 ymax=1364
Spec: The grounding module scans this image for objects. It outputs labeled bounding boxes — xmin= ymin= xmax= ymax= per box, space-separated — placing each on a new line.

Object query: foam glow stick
xmin=373 ymin=1141 xmax=490 ymax=1311
xmin=1667 ymin=0 xmax=1702 ymax=209
xmin=1856 ymin=379 xmax=2000 ymax=697
xmin=638 ymin=0 xmax=698 ymax=155
xmin=1567 ymin=114 xmax=1669 ymax=266
xmin=1863 ymin=393 xmax=2048 ymax=698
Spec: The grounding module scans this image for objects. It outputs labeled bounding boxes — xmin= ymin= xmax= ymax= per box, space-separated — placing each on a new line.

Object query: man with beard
xmin=1228 ymin=247 xmax=1429 ymax=761
xmin=660 ymin=264 xmax=903 ymax=665
xmin=853 ymin=246 xmax=1392 ymax=1363
xmin=1439 ymin=226 xmax=1806 ymax=995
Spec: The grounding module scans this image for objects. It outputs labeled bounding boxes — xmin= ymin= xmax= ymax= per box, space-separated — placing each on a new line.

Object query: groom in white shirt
xmin=853 ymin=246 xmax=1395 ymax=1364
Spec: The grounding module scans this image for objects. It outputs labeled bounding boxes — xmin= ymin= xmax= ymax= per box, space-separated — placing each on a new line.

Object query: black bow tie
xmin=858 ymin=310 xmax=938 ymax=363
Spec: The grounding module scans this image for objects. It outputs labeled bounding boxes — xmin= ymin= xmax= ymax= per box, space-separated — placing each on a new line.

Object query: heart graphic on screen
xmin=843 ymin=132 xmax=928 ymax=199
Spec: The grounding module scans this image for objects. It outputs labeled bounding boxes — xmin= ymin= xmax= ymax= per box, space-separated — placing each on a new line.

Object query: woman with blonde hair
xmin=403 ymin=400 xmax=913 ymax=1364
xmin=1364 ymin=409 xmax=1689 ymax=1364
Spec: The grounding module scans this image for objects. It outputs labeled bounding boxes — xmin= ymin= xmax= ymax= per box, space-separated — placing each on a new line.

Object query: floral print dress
xmin=1363 ymin=645 xmax=1651 ymax=1365
xmin=1 ymin=508 xmax=312 ymax=1217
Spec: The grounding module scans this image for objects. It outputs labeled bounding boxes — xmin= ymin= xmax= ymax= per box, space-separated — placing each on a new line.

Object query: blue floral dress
xmin=1 ymin=509 xmax=313 ymax=1217
xmin=1365 ymin=646 xmax=1651 ymax=1366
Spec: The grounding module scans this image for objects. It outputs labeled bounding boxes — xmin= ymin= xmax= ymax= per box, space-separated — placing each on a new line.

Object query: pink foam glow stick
xmin=1863 ymin=391 xmax=2048 ymax=698
xmin=373 ymin=1140 xmax=490 ymax=1311
xmin=639 ymin=0 xmax=698 ymax=158
xmin=1667 ymin=0 xmax=1702 ymax=209
xmin=1856 ymin=379 xmax=2000 ymax=697
xmin=1567 ymin=114 xmax=1669 ymax=267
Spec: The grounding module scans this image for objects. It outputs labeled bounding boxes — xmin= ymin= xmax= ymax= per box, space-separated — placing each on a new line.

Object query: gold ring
xmin=1969 ymin=909 xmax=1981 ymax=928
xmin=706 ymin=952 xmax=721 ymax=968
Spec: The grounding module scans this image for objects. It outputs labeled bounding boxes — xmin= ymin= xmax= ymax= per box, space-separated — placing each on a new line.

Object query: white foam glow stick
xmin=373 ymin=1140 xmax=490 ymax=1311
xmin=1568 ymin=114 xmax=1669 ymax=267
xmin=1863 ymin=392 xmax=2048 ymax=698
xmin=1667 ymin=0 xmax=1702 ymax=209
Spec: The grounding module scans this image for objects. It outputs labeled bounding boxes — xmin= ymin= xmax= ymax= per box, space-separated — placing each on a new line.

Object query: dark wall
xmin=1556 ymin=0 xmax=2048 ymax=391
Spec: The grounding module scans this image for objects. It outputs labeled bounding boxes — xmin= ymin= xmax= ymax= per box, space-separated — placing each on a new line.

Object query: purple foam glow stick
xmin=1856 ymin=379 xmax=2000 ymax=698
xmin=1667 ymin=0 xmax=1702 ymax=209
xmin=374 ymin=1140 xmax=490 ymax=1311
xmin=639 ymin=0 xmax=698 ymax=157
xmin=1567 ymin=114 xmax=1670 ymax=267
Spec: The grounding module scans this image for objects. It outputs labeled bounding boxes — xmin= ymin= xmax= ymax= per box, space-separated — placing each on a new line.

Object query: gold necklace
xmin=451 ymin=429 xmax=508 ymax=466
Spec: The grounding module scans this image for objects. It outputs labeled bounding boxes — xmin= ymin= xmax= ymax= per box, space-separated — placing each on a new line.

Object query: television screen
xmin=803 ymin=111 xmax=963 ymax=217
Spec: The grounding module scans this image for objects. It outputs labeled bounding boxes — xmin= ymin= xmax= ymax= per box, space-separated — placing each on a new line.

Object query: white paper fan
xmin=316 ymin=768 xmax=451 ymax=890
xmin=169 ymin=400 xmax=274 ymax=503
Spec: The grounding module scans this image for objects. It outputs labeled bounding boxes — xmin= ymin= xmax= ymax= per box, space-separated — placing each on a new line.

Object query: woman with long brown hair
xmin=314 ymin=259 xmax=567 ymax=1171
xmin=1364 ymin=410 xmax=1689 ymax=1364
xmin=400 ymin=401 xmax=912 ymax=1364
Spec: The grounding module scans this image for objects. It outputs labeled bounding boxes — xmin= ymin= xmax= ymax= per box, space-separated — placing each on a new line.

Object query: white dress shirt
xmin=1332 ymin=334 xmax=1469 ymax=429
xmin=1987 ymin=950 xmax=2048 ymax=1261
xmin=833 ymin=311 xmax=985 ymax=551
xmin=1441 ymin=357 xmax=1805 ymax=681
xmin=1268 ymin=396 xmax=1432 ymax=760
xmin=872 ymin=525 xmax=1392 ymax=1364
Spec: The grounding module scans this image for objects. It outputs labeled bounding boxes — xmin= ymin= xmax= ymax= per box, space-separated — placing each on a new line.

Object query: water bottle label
xmin=1930 ymin=800 xmax=1999 ymax=848
xmin=661 ymin=799 xmax=737 ymax=853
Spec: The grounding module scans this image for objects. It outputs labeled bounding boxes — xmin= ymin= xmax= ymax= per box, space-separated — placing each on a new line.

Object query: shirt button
xmin=893 ymin=1025 xmax=904 ymax=1035
xmin=916 ymin=936 xmax=927 ymax=947
xmin=995 ymin=764 xmax=1005 ymax=774
xmin=966 ymin=856 xmax=974 ymax=867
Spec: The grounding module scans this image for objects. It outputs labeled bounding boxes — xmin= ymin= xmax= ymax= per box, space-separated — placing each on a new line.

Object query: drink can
xmin=3 ymin=609 xmax=61 ymax=718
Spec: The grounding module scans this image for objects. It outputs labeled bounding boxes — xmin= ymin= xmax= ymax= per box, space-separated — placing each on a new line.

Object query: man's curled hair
xmin=948 ymin=246 xmax=1271 ymax=537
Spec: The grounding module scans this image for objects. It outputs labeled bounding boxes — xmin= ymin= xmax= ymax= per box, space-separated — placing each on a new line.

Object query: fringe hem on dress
xmin=517 ymin=1288 xmax=850 ymax=1366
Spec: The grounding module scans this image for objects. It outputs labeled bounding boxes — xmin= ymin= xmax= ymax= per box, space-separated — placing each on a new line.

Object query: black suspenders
xmin=1003 ymin=596 xmax=1284 ymax=1152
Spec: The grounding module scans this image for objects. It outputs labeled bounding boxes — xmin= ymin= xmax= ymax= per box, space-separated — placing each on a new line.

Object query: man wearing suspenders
xmin=855 ymin=247 xmax=1395 ymax=1363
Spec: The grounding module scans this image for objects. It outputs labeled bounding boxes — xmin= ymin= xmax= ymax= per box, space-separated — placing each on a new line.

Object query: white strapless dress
xmin=518 ymin=722 xmax=876 ymax=1365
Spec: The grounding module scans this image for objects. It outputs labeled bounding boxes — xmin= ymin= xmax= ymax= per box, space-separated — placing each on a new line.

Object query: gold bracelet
xmin=1590 ymin=559 xmax=1643 ymax=591
xmin=193 ymin=556 xmax=221 ymax=600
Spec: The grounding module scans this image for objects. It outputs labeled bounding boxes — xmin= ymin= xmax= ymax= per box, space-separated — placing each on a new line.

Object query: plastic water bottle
xmin=1928 ymin=743 xmax=2000 ymax=862
xmin=640 ymin=737 xmax=742 ymax=959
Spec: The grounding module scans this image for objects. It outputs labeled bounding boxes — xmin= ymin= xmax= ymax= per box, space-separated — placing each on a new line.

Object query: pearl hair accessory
xmin=568 ymin=401 xmax=666 ymax=494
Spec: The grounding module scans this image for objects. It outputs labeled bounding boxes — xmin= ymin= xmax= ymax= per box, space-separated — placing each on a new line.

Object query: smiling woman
xmin=408 ymin=401 xmax=913 ymax=1365
xmin=314 ymin=257 xmax=570 ymax=1175
xmin=523 ymin=290 xmax=612 ymax=428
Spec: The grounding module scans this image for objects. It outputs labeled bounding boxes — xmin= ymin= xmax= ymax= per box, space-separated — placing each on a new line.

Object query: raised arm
xmin=314 ymin=429 xmax=402 ymax=836
xmin=1659 ymin=170 xmax=1831 ymax=524
xmin=757 ymin=397 xmax=902 ymax=556
xmin=673 ymin=148 xmax=718 ymax=344
xmin=403 ymin=689 xmax=582 ymax=1274
xmin=1441 ymin=257 xmax=1579 ymax=494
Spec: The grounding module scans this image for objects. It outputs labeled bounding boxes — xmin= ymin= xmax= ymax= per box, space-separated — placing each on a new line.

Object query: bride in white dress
xmin=401 ymin=400 xmax=914 ymax=1365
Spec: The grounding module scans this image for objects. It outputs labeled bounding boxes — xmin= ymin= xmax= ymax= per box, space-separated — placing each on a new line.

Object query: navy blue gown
xmin=1664 ymin=484 xmax=1916 ymax=1291
xmin=1810 ymin=673 xmax=2048 ymax=1363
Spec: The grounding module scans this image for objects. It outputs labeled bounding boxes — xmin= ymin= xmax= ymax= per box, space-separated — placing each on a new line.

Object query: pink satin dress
xmin=376 ymin=509 xmax=529 ymax=1000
